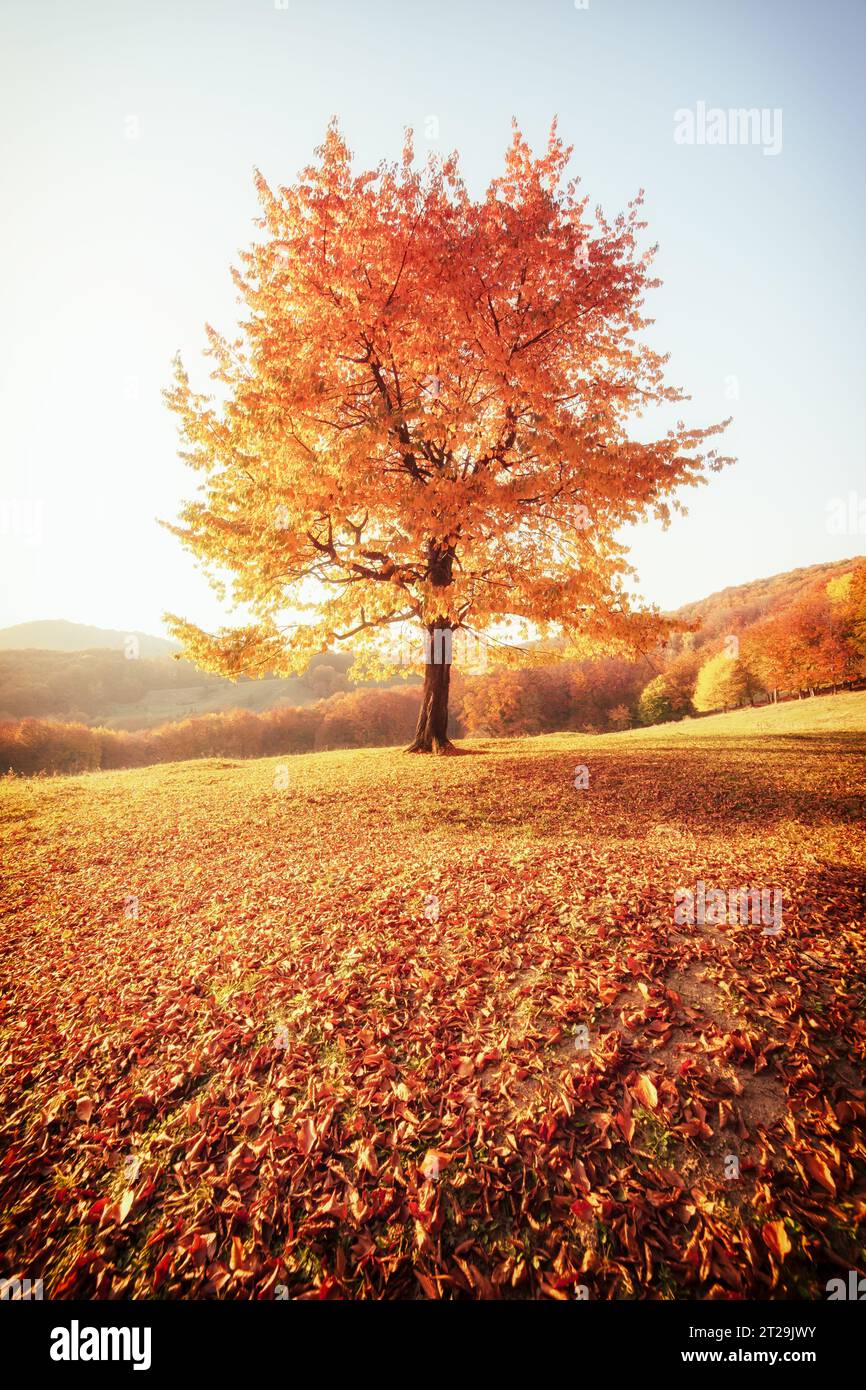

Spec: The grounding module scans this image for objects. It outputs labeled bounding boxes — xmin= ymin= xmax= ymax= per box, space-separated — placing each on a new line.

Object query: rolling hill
xmin=666 ymin=557 xmax=862 ymax=652
xmin=1 ymin=555 xmax=862 ymax=728
xmin=0 ymin=619 xmax=179 ymax=658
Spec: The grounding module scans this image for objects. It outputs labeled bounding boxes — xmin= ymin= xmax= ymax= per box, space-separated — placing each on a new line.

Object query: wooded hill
xmin=1 ymin=556 xmax=863 ymax=772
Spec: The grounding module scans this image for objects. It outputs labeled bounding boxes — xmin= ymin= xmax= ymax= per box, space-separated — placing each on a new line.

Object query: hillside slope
xmin=0 ymin=619 xmax=179 ymax=657
xmin=589 ymin=688 xmax=866 ymax=742
xmin=668 ymin=556 xmax=862 ymax=652
xmin=1 ymin=694 xmax=864 ymax=1299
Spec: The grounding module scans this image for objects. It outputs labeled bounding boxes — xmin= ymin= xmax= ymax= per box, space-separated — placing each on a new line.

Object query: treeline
xmin=0 ymin=687 xmax=419 ymax=776
xmin=637 ymin=562 xmax=866 ymax=723
xmin=2 ymin=557 xmax=859 ymax=724
xmin=0 ymin=656 xmax=646 ymax=776
xmin=3 ymin=563 xmax=864 ymax=775
xmin=669 ymin=557 xmax=856 ymax=654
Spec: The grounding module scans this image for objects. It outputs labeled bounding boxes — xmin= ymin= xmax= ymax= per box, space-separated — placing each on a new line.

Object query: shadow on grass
xmin=407 ymin=738 xmax=866 ymax=840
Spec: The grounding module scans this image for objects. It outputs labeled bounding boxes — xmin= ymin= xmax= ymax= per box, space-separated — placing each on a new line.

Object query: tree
xmin=637 ymin=649 xmax=699 ymax=725
xmin=165 ymin=122 xmax=730 ymax=753
xmin=569 ymin=655 xmax=645 ymax=728
xmin=741 ymin=616 xmax=789 ymax=701
xmin=458 ymin=666 xmax=547 ymax=737
xmin=663 ymin=650 xmax=702 ymax=715
xmin=744 ymin=582 xmax=859 ymax=697
xmin=693 ymin=650 xmax=760 ymax=712
xmin=828 ymin=563 xmax=866 ymax=675
xmin=607 ymin=703 xmax=633 ymax=731
xmin=637 ymin=673 xmax=676 ymax=725
xmin=781 ymin=593 xmax=853 ymax=693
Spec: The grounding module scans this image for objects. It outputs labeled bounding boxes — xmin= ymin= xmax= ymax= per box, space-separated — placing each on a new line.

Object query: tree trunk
xmin=406 ymin=543 xmax=461 ymax=754
xmin=406 ymin=624 xmax=457 ymax=754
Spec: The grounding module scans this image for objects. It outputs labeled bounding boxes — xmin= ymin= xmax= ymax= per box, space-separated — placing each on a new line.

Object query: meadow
xmin=1 ymin=693 xmax=864 ymax=1299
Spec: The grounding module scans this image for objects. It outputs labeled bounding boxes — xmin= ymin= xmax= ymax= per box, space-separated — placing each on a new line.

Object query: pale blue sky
xmin=1 ymin=0 xmax=864 ymax=636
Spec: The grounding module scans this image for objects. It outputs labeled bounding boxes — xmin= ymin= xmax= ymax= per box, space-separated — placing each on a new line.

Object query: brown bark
xmin=406 ymin=627 xmax=456 ymax=753
xmin=406 ymin=543 xmax=459 ymax=754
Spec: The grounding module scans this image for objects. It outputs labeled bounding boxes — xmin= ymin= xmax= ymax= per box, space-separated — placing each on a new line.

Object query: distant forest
xmin=2 ymin=556 xmax=864 ymax=775
xmin=0 ymin=647 xmax=361 ymax=725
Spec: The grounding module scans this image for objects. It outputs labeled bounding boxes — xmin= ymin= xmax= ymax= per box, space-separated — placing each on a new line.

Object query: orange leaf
xmin=298 ymin=1118 xmax=316 ymax=1155
xmin=616 ymin=1110 xmax=636 ymax=1143
xmin=761 ymin=1220 xmax=792 ymax=1261
xmin=420 ymin=1149 xmax=450 ymax=1180
xmin=357 ymin=1139 xmax=378 ymax=1176
xmin=803 ymin=1153 xmax=836 ymax=1195
xmin=415 ymin=1219 xmax=434 ymax=1253
xmin=633 ymin=1074 xmax=658 ymax=1110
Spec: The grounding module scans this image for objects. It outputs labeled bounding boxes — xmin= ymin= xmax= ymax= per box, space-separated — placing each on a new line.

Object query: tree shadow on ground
xmin=424 ymin=739 xmax=866 ymax=840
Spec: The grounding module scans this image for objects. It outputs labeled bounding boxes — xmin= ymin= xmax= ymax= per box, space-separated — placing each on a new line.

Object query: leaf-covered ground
xmin=2 ymin=694 xmax=865 ymax=1299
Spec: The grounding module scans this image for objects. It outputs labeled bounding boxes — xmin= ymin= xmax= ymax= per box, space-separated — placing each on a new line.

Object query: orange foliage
xmin=742 ymin=581 xmax=860 ymax=697
xmin=1 ymin=658 xmax=651 ymax=775
xmin=163 ymin=120 xmax=730 ymax=746
xmin=0 ymin=689 xmax=422 ymax=776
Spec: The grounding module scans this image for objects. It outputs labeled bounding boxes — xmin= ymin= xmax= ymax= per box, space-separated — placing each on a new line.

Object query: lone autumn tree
xmin=165 ymin=122 xmax=730 ymax=752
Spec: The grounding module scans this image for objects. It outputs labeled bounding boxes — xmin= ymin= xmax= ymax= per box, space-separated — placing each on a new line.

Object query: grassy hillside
xmin=584 ymin=688 xmax=866 ymax=742
xmin=1 ymin=691 xmax=864 ymax=1299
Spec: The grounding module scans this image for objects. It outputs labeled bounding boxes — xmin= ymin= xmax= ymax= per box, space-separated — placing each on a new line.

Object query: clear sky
xmin=1 ymin=0 xmax=864 ymax=637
